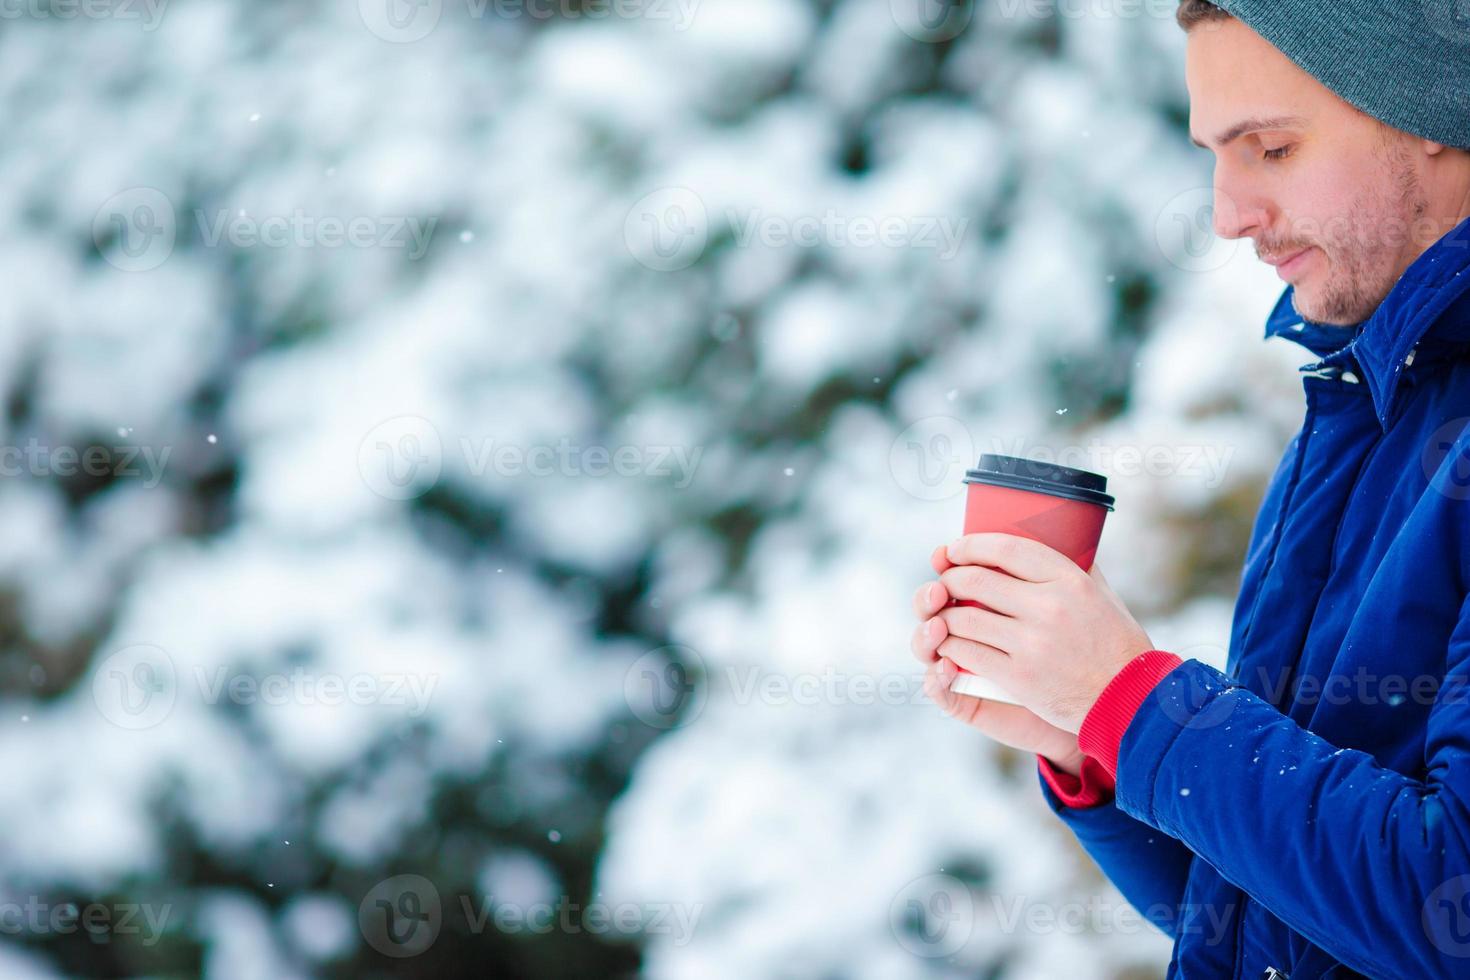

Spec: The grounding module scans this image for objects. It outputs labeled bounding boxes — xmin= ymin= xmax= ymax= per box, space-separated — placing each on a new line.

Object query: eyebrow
xmin=1189 ymin=115 xmax=1307 ymax=149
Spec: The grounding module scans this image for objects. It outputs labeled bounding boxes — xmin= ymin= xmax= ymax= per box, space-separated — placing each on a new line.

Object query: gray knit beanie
xmin=1204 ymin=0 xmax=1470 ymax=150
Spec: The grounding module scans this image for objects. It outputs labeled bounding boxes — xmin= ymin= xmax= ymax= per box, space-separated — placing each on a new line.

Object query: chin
xmin=1291 ymin=286 xmax=1368 ymax=327
xmin=1291 ymin=294 xmax=1329 ymax=325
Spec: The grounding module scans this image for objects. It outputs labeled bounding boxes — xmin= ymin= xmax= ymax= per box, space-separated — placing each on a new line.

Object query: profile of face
xmin=1185 ymin=19 xmax=1451 ymax=326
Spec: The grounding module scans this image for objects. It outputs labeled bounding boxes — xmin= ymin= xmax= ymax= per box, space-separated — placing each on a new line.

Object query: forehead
xmin=1184 ymin=20 xmax=1327 ymax=145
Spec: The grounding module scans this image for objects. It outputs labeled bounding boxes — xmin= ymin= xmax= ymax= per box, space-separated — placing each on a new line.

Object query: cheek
xmin=1296 ymin=159 xmax=1405 ymax=257
xmin=1282 ymin=178 xmax=1352 ymax=248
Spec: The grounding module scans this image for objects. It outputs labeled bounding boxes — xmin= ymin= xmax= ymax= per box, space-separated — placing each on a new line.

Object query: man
xmin=911 ymin=2 xmax=1470 ymax=977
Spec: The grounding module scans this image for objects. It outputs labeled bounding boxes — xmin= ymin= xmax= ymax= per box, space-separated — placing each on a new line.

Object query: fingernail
xmin=927 ymin=583 xmax=940 ymax=605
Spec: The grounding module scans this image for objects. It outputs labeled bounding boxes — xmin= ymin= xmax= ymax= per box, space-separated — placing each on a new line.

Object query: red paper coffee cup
xmin=948 ymin=453 xmax=1115 ymax=703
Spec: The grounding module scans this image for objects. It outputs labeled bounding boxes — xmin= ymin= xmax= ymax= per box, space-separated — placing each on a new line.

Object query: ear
xmin=1423 ymin=139 xmax=1449 ymax=158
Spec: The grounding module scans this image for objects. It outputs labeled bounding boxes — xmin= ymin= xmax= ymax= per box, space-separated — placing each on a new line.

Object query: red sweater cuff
xmin=1078 ymin=650 xmax=1185 ymax=779
xmin=1037 ymin=753 xmax=1116 ymax=808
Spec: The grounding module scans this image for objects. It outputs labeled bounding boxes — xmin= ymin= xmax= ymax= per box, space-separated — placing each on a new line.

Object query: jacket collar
xmin=1264 ymin=215 xmax=1470 ymax=428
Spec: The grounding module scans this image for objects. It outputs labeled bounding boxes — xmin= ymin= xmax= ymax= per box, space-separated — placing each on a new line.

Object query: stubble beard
xmin=1289 ymin=137 xmax=1431 ymax=326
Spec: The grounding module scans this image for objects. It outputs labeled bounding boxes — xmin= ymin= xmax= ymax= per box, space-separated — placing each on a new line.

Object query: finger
xmin=945 ymin=532 xmax=1070 ymax=583
xmin=937 ymin=564 xmax=1033 ymax=616
xmin=936 ymin=633 xmax=1014 ymax=685
xmin=926 ymin=659 xmax=1074 ymax=756
xmin=930 ymin=544 xmax=955 ymax=576
xmin=912 ymin=580 xmax=949 ymax=621
xmin=923 ymin=658 xmax=984 ymax=725
xmin=910 ymin=616 xmax=947 ymax=665
xmin=939 ymin=603 xmax=1029 ymax=655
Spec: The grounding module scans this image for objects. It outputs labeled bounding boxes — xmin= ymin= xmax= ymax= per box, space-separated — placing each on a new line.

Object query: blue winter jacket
xmin=1041 ymin=216 xmax=1470 ymax=980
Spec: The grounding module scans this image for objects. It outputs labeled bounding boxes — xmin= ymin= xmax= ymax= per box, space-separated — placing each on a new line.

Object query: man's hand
xmin=912 ymin=546 xmax=1087 ymax=776
xmin=931 ymin=534 xmax=1155 ymax=734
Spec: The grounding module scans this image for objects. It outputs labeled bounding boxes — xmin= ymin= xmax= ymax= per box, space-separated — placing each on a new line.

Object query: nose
xmin=1211 ymin=170 xmax=1267 ymax=241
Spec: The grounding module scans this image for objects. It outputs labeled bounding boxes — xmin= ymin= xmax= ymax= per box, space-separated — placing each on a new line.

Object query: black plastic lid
xmin=963 ymin=453 xmax=1115 ymax=510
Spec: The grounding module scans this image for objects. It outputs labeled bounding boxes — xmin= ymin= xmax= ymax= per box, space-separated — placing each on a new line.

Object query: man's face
xmin=1185 ymin=19 xmax=1431 ymax=326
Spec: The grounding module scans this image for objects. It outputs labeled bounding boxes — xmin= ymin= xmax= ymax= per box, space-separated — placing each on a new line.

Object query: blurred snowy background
xmin=0 ymin=0 xmax=1311 ymax=976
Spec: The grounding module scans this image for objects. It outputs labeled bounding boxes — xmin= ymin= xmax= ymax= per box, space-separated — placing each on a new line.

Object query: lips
xmin=1262 ymin=245 xmax=1316 ymax=281
xmin=1262 ymin=246 xmax=1310 ymax=268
